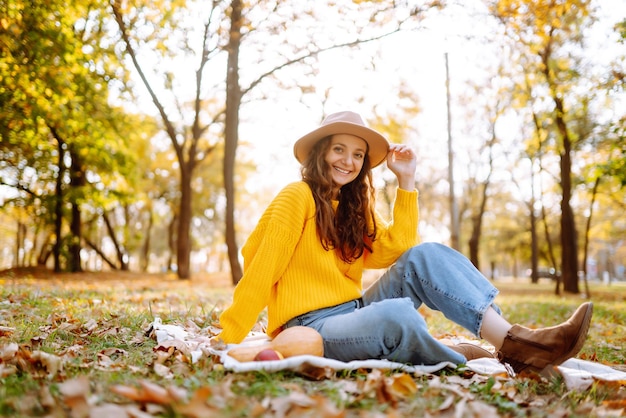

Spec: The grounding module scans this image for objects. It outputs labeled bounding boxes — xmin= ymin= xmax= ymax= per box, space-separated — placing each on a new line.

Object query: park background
xmin=1 ymin=1 xmax=626 ymax=416
xmin=1 ymin=0 xmax=625 ymax=293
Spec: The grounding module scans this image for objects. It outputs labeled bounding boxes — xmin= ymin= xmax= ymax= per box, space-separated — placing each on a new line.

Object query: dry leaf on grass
xmin=263 ymin=391 xmax=344 ymax=418
xmin=0 ymin=342 xmax=18 ymax=360
xmin=0 ymin=325 xmax=15 ymax=336
xmin=175 ymin=387 xmax=217 ymax=418
xmin=111 ymin=380 xmax=179 ymax=405
xmin=59 ymin=376 xmax=91 ymax=418
xmin=30 ymin=350 xmax=63 ymax=378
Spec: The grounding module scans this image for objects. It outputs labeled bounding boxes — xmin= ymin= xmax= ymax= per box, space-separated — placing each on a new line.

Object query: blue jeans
xmin=284 ymin=242 xmax=501 ymax=365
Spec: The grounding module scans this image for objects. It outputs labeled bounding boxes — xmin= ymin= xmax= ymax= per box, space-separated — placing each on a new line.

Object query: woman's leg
xmin=481 ymin=306 xmax=512 ymax=349
xmin=362 ymin=242 xmax=593 ymax=374
xmin=293 ymin=241 xmax=500 ymax=364
xmin=287 ymin=297 xmax=466 ymax=365
xmin=363 ymin=242 xmax=501 ymax=337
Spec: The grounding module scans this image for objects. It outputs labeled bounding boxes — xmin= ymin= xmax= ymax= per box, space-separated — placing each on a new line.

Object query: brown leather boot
xmin=447 ymin=343 xmax=495 ymax=361
xmin=497 ymin=302 xmax=593 ymax=374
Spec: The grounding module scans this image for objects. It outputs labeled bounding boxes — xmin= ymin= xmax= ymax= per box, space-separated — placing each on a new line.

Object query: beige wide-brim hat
xmin=293 ymin=111 xmax=390 ymax=168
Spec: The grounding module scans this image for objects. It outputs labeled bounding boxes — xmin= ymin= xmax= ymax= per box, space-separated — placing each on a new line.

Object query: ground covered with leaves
xmin=0 ymin=267 xmax=625 ymax=417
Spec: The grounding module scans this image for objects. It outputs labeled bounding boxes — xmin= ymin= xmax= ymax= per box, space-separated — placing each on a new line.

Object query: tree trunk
xmin=141 ymin=208 xmax=153 ymax=272
xmin=52 ymin=130 xmax=64 ymax=273
xmin=527 ymin=102 xmax=546 ymax=285
xmin=445 ymin=53 xmax=459 ymax=251
xmin=37 ymin=233 xmax=53 ymax=266
xmin=529 ymin=196 xmax=539 ymax=284
xmin=68 ymin=146 xmax=85 ymax=272
xmin=177 ymin=165 xmax=193 ymax=279
xmin=468 ymin=184 xmax=488 ymax=270
xmin=224 ymin=0 xmax=244 ymax=285
xmin=468 ymin=150 xmax=493 ymax=269
xmin=554 ymin=95 xmax=579 ymax=294
xmin=15 ymin=221 xmax=25 ymax=267
xmin=28 ymin=225 xmax=39 ymax=266
xmin=468 ymin=122 xmax=495 ymax=269
xmin=167 ymin=213 xmax=178 ymax=272
xmin=581 ymin=177 xmax=599 ymax=298
xmin=69 ymin=203 xmax=83 ymax=272
xmin=468 ymin=222 xmax=480 ymax=269
xmin=539 ymin=42 xmax=579 ymax=294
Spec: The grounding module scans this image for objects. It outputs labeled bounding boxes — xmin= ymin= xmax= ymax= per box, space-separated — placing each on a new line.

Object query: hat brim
xmin=293 ymin=122 xmax=389 ymax=168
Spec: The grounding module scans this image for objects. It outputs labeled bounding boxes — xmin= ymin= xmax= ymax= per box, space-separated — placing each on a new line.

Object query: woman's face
xmin=324 ymin=134 xmax=368 ymax=190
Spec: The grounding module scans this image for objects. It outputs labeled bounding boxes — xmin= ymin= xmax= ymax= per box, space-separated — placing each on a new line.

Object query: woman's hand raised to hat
xmin=386 ymin=143 xmax=417 ymax=191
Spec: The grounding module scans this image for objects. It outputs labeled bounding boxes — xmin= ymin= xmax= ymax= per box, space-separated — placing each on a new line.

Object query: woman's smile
xmin=333 ymin=166 xmax=352 ymax=175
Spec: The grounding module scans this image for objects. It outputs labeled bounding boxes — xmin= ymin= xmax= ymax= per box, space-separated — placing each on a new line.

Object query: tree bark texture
xmin=52 ymin=128 xmax=64 ymax=273
xmin=224 ymin=0 xmax=244 ymax=285
xmin=540 ymin=42 xmax=579 ymax=294
xmin=68 ymin=146 xmax=85 ymax=272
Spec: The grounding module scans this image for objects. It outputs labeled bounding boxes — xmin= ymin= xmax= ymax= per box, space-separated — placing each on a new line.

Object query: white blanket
xmin=150 ymin=318 xmax=626 ymax=391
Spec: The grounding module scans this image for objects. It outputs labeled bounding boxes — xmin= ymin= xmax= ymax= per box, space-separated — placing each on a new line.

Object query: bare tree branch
xmin=83 ymin=236 xmax=119 ymax=270
xmin=110 ymin=0 xmax=182 ymax=162
xmin=241 ymin=25 xmax=406 ymax=97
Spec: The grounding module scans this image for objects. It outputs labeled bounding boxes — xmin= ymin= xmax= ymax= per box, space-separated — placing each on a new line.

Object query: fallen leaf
xmin=39 ymin=385 xmax=56 ymax=410
xmin=0 ymin=363 xmax=17 ymax=377
xmin=0 ymin=342 xmax=18 ymax=361
xmin=166 ymin=385 xmax=189 ymax=403
xmin=176 ymin=387 xmax=216 ymax=418
xmin=154 ymin=362 xmax=173 ymax=378
xmin=268 ymin=392 xmax=316 ymax=416
xmin=89 ymin=404 xmax=130 ymax=418
xmin=602 ymin=399 xmax=626 ymax=409
xmin=467 ymin=399 xmax=500 ymax=417
xmin=99 ymin=347 xmax=128 ymax=360
xmin=96 ymin=353 xmax=116 ymax=370
xmin=122 ymin=404 xmax=157 ymax=418
xmin=31 ymin=350 xmax=63 ymax=378
xmin=110 ymin=385 xmax=144 ymax=401
xmin=59 ymin=376 xmax=90 ymax=398
xmin=384 ymin=373 xmax=418 ymax=399
xmin=437 ymin=394 xmax=456 ymax=411
xmin=59 ymin=344 xmax=85 ymax=357
xmin=154 ymin=348 xmax=173 ymax=365
xmin=82 ymin=318 xmax=98 ymax=333
xmin=59 ymin=376 xmax=91 ymax=418
xmin=111 ymin=380 xmax=176 ymax=405
xmin=155 ymin=339 xmax=191 ymax=359
xmin=0 ymin=325 xmax=15 ymax=336
xmin=139 ymin=380 xmax=178 ymax=404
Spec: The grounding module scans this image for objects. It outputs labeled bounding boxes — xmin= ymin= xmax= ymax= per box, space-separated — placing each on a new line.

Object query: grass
xmin=0 ymin=270 xmax=625 ymax=417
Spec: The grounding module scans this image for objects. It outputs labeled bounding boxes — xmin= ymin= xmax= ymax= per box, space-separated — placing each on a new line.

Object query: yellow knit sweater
xmin=218 ymin=181 xmax=419 ymax=344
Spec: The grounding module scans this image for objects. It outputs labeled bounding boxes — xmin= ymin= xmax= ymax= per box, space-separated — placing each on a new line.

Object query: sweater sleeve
xmin=364 ymin=188 xmax=420 ymax=269
xmin=218 ymin=182 xmax=312 ymax=344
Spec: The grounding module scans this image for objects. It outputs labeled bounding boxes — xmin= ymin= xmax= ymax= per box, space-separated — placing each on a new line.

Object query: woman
xmin=217 ymin=111 xmax=592 ymax=374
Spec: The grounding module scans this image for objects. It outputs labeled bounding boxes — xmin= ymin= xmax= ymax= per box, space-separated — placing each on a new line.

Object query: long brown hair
xmin=301 ymin=136 xmax=378 ymax=263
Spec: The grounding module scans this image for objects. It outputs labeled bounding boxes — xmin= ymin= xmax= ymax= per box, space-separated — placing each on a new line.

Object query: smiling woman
xmin=215 ymin=110 xmax=593 ymax=376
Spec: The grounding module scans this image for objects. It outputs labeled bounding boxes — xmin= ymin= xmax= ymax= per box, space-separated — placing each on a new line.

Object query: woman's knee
xmin=395 ymin=242 xmax=442 ymax=270
xmin=407 ymin=242 xmax=447 ymax=258
xmin=401 ymin=242 xmax=466 ymax=270
xmin=367 ymin=298 xmax=425 ymax=331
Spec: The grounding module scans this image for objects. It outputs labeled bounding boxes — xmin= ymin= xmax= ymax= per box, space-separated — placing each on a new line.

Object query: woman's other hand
xmin=386 ymin=144 xmax=417 ymax=190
